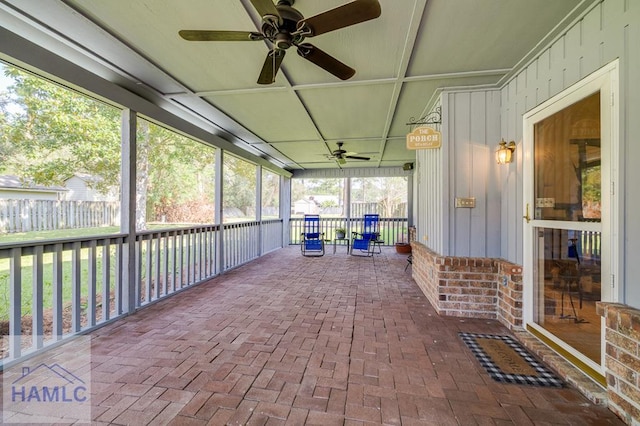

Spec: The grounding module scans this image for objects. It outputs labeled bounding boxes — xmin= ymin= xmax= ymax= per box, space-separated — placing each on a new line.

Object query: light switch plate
xmin=455 ymin=197 xmax=475 ymax=208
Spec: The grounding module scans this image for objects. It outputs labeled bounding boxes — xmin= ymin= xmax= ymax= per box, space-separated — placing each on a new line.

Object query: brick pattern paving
xmin=13 ymin=247 xmax=627 ymax=424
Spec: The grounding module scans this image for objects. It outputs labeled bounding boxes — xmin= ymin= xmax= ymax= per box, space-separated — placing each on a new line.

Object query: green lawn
xmin=0 ymin=222 xmax=210 ymax=244
xmin=0 ymin=224 xmax=192 ymax=322
xmin=0 ymin=226 xmax=122 ymax=244
xmin=0 ymin=245 xmax=117 ymax=321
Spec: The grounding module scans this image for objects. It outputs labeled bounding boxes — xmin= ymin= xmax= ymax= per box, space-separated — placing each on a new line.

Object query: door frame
xmin=522 ymin=60 xmax=619 ymax=376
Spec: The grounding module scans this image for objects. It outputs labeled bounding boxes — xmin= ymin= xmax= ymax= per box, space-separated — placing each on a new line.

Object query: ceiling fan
xmin=328 ymin=142 xmax=371 ymax=165
xmin=179 ymin=0 xmax=381 ymax=84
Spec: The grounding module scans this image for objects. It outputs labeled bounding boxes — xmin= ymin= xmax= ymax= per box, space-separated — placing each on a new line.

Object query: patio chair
xmin=557 ymin=238 xmax=587 ymax=323
xmin=351 ymin=214 xmax=380 ymax=256
xmin=300 ymin=214 xmax=325 ymax=256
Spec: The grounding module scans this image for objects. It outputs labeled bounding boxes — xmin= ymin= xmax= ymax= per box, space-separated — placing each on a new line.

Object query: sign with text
xmin=406 ymin=126 xmax=441 ymax=149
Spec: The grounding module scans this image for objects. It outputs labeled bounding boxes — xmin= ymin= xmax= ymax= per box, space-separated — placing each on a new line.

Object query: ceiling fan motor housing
xmin=262 ymin=3 xmax=305 ymax=49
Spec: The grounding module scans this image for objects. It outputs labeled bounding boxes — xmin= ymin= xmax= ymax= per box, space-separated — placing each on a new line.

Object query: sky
xmin=0 ymin=63 xmax=11 ymax=90
xmin=0 ymin=62 xmax=23 ymax=115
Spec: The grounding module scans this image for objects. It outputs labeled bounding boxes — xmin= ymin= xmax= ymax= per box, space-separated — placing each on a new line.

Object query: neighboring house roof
xmin=0 ymin=174 xmax=67 ymax=192
xmin=65 ymin=172 xmax=103 ymax=185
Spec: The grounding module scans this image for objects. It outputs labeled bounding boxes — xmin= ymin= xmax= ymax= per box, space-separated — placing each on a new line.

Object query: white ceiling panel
xmin=0 ymin=0 xmax=589 ymax=171
xmin=204 ymin=90 xmax=318 ymax=142
xmin=408 ymin=0 xmax=583 ymax=76
xmin=297 ymin=83 xmax=395 ymax=140
xmin=381 ymin=138 xmax=415 ymax=162
xmin=271 ymin=140 xmax=331 ymax=166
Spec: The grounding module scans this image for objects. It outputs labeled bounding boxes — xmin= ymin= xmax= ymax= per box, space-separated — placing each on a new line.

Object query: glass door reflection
xmin=531 ymin=91 xmax=602 ymax=364
xmin=534 ymin=228 xmax=601 ymax=363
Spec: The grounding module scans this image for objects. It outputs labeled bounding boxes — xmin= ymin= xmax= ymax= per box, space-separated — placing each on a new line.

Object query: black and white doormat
xmin=459 ymin=332 xmax=563 ymax=387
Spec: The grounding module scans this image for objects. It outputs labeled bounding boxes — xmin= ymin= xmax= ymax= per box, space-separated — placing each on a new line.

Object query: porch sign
xmin=406 ymin=126 xmax=441 ymax=149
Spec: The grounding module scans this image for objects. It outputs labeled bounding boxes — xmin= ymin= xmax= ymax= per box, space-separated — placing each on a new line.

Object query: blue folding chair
xmin=300 ymin=214 xmax=325 ymax=257
xmin=351 ymin=214 xmax=380 ymax=256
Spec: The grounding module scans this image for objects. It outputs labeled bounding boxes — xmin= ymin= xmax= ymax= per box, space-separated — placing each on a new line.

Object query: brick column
xmin=597 ymin=302 xmax=640 ymax=424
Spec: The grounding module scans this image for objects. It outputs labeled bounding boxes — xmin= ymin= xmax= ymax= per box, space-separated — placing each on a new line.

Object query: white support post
xmin=121 ymin=109 xmax=137 ymax=314
xmin=281 ymin=176 xmax=291 ymax=246
xmin=215 ymin=149 xmax=224 ymax=273
xmin=256 ymin=165 xmax=263 ymax=256
xmin=345 ymin=177 xmax=352 ymax=234
xmin=407 ymin=174 xmax=414 ymax=227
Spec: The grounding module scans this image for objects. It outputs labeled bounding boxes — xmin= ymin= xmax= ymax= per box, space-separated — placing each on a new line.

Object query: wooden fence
xmin=350 ymin=202 xmax=407 ymax=218
xmin=0 ymin=199 xmax=120 ymax=233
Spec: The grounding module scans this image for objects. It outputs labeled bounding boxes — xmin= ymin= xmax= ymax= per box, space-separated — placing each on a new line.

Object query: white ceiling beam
xmin=376 ymin=0 xmax=429 ymax=167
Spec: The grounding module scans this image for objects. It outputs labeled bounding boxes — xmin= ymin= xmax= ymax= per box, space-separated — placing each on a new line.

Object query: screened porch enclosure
xmin=0 ymin=62 xmax=410 ymax=367
xmin=0 ymin=218 xmax=287 ymax=362
xmin=0 ymin=212 xmax=408 ymax=366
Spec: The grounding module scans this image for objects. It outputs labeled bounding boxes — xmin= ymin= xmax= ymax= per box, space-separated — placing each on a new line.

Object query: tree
xmin=378 ymin=177 xmax=408 ymax=217
xmin=223 ymin=155 xmax=256 ymax=218
xmin=0 ymin=65 xmax=218 ymax=230
xmin=0 ymin=67 xmax=121 ymax=192
xmin=139 ymin=119 xmax=216 ymax=226
xmin=261 ymin=169 xmax=280 ymax=218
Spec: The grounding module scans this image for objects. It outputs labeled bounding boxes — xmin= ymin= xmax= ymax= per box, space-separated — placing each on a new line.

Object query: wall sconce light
xmin=495 ymin=139 xmax=516 ymax=164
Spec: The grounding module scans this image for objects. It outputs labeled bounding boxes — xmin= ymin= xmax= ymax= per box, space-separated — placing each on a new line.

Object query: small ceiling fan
xmin=179 ymin=0 xmax=381 ymax=84
xmin=328 ymin=142 xmax=371 ymax=165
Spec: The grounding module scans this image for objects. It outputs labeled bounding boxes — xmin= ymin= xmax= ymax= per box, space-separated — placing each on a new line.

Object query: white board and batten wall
xmin=415 ymin=0 xmax=639 ymax=306
xmin=415 ymin=90 xmax=502 ymax=259
xmin=500 ymin=0 xmax=639 ymax=305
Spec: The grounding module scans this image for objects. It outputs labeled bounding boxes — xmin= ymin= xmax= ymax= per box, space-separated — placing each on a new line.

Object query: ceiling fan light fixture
xmin=274 ymin=32 xmax=293 ymax=49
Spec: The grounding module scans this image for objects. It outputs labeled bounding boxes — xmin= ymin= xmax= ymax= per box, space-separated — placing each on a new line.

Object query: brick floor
xmin=3 ymin=246 xmax=625 ymax=425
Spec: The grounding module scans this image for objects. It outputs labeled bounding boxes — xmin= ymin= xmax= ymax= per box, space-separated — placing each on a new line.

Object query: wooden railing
xmin=223 ymin=222 xmax=260 ymax=270
xmin=135 ymin=225 xmax=220 ymax=307
xmin=0 ymin=219 xmax=284 ymax=365
xmin=261 ymin=219 xmax=284 ymax=254
xmin=0 ymin=234 xmax=128 ymax=360
xmin=289 ymin=217 xmax=409 ymax=245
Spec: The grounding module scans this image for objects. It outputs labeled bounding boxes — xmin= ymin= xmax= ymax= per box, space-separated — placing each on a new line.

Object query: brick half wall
xmin=411 ymin=242 xmax=523 ymax=329
xmin=597 ymin=302 xmax=640 ymax=425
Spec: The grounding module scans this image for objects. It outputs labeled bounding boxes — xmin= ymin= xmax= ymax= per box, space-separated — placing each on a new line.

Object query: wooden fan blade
xmin=258 ymin=50 xmax=285 ymax=85
xmin=179 ymin=30 xmax=263 ymax=41
xmin=345 ymin=155 xmax=370 ymax=161
xmin=296 ymin=43 xmax=355 ymax=80
xmin=297 ymin=0 xmax=381 ymax=37
xmin=250 ymin=0 xmax=281 ymax=21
